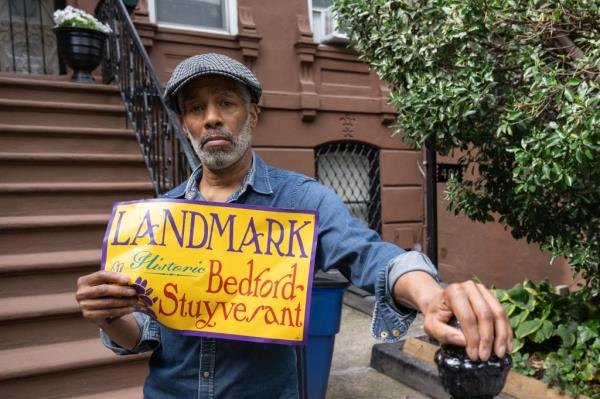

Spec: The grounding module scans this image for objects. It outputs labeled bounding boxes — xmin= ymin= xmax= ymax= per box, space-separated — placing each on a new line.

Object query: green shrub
xmin=495 ymin=280 xmax=599 ymax=397
xmin=334 ymin=0 xmax=600 ymax=296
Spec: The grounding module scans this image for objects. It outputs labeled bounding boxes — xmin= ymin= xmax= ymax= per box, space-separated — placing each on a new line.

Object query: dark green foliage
xmin=495 ymin=280 xmax=599 ymax=397
xmin=333 ymin=0 xmax=600 ymax=296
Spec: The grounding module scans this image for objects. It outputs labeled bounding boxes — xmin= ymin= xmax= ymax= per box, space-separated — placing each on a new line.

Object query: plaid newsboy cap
xmin=163 ymin=53 xmax=262 ymax=113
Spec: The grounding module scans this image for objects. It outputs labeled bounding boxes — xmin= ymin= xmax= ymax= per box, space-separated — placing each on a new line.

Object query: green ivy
xmin=495 ymin=280 xmax=599 ymax=397
xmin=334 ymin=0 xmax=600 ymax=296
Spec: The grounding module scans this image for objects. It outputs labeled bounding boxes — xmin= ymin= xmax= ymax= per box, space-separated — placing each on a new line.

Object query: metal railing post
xmin=95 ymin=0 xmax=199 ymax=196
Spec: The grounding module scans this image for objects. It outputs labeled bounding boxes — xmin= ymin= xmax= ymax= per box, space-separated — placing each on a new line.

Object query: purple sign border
xmin=101 ymin=198 xmax=320 ymax=346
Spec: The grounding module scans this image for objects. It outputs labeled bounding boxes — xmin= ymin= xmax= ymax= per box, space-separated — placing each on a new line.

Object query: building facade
xmin=0 ymin=0 xmax=574 ymax=396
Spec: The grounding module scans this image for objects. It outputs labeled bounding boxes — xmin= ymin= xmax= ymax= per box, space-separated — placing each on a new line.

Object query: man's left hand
xmin=393 ymin=273 xmax=512 ymax=361
xmin=422 ymin=280 xmax=512 ymax=361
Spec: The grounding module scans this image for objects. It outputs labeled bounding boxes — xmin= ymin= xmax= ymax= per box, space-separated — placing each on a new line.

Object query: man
xmin=76 ymin=53 xmax=512 ymax=398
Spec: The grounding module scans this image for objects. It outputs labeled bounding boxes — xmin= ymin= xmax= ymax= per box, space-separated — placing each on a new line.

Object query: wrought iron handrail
xmin=95 ymin=0 xmax=199 ymax=196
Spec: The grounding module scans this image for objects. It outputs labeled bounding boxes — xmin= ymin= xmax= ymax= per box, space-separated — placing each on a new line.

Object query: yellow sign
xmin=101 ymin=199 xmax=318 ymax=345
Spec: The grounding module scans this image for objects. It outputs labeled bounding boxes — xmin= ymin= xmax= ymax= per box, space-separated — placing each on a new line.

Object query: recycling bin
xmin=300 ymin=270 xmax=350 ymax=399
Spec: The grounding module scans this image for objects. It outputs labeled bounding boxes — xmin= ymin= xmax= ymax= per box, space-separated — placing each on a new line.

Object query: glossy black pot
xmin=54 ymin=27 xmax=107 ymax=83
xmin=435 ymin=319 xmax=512 ymax=399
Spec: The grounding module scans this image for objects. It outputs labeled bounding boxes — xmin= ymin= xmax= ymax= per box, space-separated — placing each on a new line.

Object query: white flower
xmin=53 ymin=6 xmax=112 ymax=34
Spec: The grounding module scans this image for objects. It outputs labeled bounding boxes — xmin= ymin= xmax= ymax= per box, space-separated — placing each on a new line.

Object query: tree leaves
xmin=334 ymin=0 xmax=600 ymax=297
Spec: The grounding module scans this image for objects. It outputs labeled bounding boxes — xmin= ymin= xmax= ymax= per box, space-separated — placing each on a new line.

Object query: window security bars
xmin=315 ymin=142 xmax=382 ymax=234
xmin=96 ymin=0 xmax=199 ymax=196
xmin=0 ymin=0 xmax=59 ymax=74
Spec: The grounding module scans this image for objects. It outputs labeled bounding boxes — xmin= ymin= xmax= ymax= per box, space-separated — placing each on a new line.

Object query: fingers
xmin=443 ymin=281 xmax=513 ymax=361
xmin=79 ymin=297 xmax=138 ymax=310
xmin=76 ymin=271 xmax=136 ymax=301
xmin=478 ymin=285 xmax=513 ymax=357
xmin=77 ymin=270 xmax=130 ymax=288
xmin=76 ymin=283 xmax=137 ymax=302
xmin=422 ymin=291 xmax=467 ymax=347
xmin=424 ymin=317 xmax=466 ymax=347
xmin=81 ymin=306 xmax=137 ymax=324
xmin=444 ymin=282 xmax=484 ymax=360
xmin=76 ymin=270 xmax=137 ymax=326
xmin=467 ymin=282 xmax=496 ymax=361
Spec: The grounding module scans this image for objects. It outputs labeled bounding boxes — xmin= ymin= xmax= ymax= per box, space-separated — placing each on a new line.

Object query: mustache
xmin=200 ymin=128 xmax=234 ymax=146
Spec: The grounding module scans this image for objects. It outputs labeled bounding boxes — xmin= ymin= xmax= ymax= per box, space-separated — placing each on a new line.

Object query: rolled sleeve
xmin=387 ymin=251 xmax=439 ymax=293
xmin=100 ymin=312 xmax=161 ymax=355
xmin=371 ymin=251 xmax=440 ymax=342
xmin=298 ymin=180 xmax=441 ymax=343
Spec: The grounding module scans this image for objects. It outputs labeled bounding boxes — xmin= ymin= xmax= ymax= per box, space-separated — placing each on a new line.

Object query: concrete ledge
xmin=371 ymin=341 xmax=449 ymax=399
xmin=371 ymin=338 xmax=590 ymax=399
xmin=371 ymin=340 xmax=515 ymax=398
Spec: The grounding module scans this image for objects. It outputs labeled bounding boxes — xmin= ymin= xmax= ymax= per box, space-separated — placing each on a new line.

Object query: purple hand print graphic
xmin=131 ymin=277 xmax=159 ymax=318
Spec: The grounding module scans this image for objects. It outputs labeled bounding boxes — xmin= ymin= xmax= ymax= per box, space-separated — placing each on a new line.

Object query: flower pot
xmin=435 ymin=344 xmax=512 ymax=399
xmin=54 ymin=27 xmax=107 ymax=83
xmin=434 ymin=318 xmax=512 ymax=399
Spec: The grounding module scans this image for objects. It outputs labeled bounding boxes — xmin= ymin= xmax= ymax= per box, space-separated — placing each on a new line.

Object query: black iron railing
xmin=0 ymin=0 xmax=61 ymax=74
xmin=96 ymin=0 xmax=198 ymax=195
xmin=315 ymin=142 xmax=382 ymax=233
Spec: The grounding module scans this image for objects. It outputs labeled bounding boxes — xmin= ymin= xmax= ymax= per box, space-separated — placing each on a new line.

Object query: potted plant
xmin=53 ymin=6 xmax=112 ymax=83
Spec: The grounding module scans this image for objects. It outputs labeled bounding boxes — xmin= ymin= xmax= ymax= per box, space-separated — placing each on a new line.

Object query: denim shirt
xmin=101 ymin=152 xmax=439 ymax=399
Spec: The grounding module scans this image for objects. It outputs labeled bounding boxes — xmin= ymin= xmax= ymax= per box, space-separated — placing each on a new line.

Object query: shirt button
xmin=185 ymin=192 xmax=194 ymax=200
xmin=392 ymin=329 xmax=400 ymax=337
xmin=380 ymin=331 xmax=389 ymax=338
xmin=203 ymin=371 xmax=210 ymax=378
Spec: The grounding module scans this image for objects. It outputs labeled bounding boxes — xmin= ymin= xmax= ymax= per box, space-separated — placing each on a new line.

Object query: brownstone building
xmin=0 ymin=0 xmax=572 ymax=397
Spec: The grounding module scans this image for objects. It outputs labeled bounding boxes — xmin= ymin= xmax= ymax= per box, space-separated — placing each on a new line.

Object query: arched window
xmin=315 ymin=142 xmax=381 ymax=233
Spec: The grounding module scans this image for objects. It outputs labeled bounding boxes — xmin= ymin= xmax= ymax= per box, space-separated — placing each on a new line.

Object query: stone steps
xmin=0 ymin=124 xmax=140 ymax=155
xmin=0 ymin=213 xmax=110 ymax=255
xmin=0 ymin=73 xmax=151 ymax=397
xmin=0 ymin=152 xmax=150 ymax=183
xmin=0 ymin=338 xmax=148 ymax=399
xmin=0 ymin=182 xmax=154 ymax=217
xmin=0 ymin=249 xmax=101 ymax=299
xmin=0 ymin=74 xmax=122 ymax=105
xmin=0 ymin=98 xmax=127 ymax=128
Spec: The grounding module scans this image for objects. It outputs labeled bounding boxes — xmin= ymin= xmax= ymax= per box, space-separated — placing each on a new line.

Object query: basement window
xmin=315 ymin=142 xmax=382 ymax=233
xmin=149 ymin=0 xmax=238 ymax=35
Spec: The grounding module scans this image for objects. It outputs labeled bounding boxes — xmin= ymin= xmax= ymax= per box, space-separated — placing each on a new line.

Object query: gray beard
xmin=189 ymin=115 xmax=252 ymax=170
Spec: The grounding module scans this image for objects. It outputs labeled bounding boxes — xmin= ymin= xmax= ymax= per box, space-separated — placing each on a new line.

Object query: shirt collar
xmin=183 ymin=151 xmax=273 ymax=201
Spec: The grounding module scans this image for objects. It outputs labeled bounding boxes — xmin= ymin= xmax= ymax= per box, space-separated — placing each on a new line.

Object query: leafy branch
xmin=334 ymin=0 xmax=600 ymax=296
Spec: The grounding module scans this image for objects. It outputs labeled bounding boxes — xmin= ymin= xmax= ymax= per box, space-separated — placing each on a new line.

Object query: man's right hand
xmin=76 ymin=271 xmax=138 ymax=327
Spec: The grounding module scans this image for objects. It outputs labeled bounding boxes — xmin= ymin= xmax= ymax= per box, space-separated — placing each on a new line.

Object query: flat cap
xmin=163 ymin=53 xmax=262 ymax=113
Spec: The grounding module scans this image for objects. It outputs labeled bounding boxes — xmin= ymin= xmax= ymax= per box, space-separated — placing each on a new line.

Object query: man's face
xmin=179 ymin=75 xmax=258 ymax=170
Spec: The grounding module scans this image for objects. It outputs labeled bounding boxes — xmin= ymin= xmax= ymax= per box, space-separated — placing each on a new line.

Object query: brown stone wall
xmin=435 ymin=153 xmax=575 ymax=289
xmin=77 ymin=0 xmax=573 ymax=288
xmin=130 ymin=0 xmax=424 ymax=251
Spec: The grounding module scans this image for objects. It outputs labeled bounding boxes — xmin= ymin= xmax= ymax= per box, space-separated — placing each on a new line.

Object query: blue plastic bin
xmin=300 ymin=271 xmax=350 ymax=399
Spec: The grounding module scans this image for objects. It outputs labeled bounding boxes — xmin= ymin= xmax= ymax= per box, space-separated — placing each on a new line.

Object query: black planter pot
xmin=54 ymin=27 xmax=107 ymax=83
xmin=434 ymin=319 xmax=512 ymax=399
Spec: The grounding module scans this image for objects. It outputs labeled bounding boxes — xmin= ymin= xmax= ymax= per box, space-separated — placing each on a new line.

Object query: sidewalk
xmin=326 ymin=305 xmax=430 ymax=399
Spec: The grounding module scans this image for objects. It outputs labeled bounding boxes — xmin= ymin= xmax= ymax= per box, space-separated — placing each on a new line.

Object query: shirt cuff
xmin=100 ymin=312 xmax=161 ymax=355
xmin=371 ymin=251 xmax=440 ymax=343
xmin=387 ymin=251 xmax=440 ymax=293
